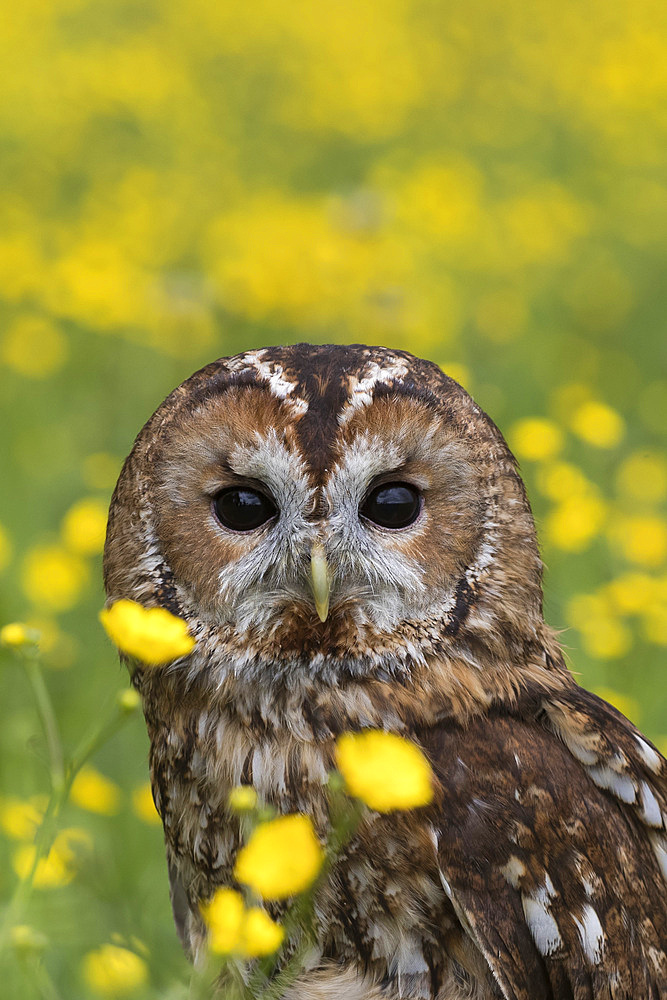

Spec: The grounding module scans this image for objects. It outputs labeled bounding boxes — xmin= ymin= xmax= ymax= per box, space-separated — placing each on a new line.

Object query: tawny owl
xmin=103 ymin=344 xmax=667 ymax=1000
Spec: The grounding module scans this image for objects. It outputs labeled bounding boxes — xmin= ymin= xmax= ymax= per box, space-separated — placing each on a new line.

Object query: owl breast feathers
xmin=103 ymin=344 xmax=667 ymax=1000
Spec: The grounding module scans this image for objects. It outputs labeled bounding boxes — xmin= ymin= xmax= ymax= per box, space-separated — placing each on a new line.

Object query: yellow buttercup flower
xmin=131 ymin=783 xmax=161 ymax=826
xmin=0 ymin=795 xmax=47 ymax=840
xmin=228 ymin=785 xmax=258 ymax=813
xmin=82 ymin=944 xmax=148 ymax=996
xmin=70 ymin=766 xmax=121 ymax=816
xmin=200 ymin=888 xmax=284 ymax=957
xmin=579 ymin=617 xmax=632 ymax=660
xmin=234 ymin=814 xmax=324 ymax=900
xmin=241 ymin=907 xmax=285 ymax=957
xmin=570 ymin=401 xmax=624 ymax=448
xmin=200 ymin=887 xmax=245 ymax=954
xmin=604 ymin=573 xmax=656 ymax=614
xmin=99 ymin=600 xmax=195 ymax=665
xmin=0 ymin=622 xmax=40 ymax=648
xmin=609 ymin=515 xmax=667 ymax=567
xmin=61 ymin=498 xmax=108 ymax=556
xmin=117 ymin=688 xmax=141 ymax=714
xmin=13 ymin=827 xmax=92 ymax=888
xmin=616 ymin=452 xmax=667 ymax=504
xmin=642 ymin=603 xmax=667 ymax=646
xmin=535 ymin=461 xmax=592 ymax=502
xmin=336 ymin=730 xmax=434 ymax=813
xmin=509 ymin=418 xmax=564 ymax=462
xmin=545 ymin=494 xmax=606 ymax=552
xmin=22 ymin=545 xmax=89 ymax=612
xmin=565 ymin=592 xmax=612 ymax=628
xmin=11 ymin=924 xmax=48 ymax=956
xmin=1 ymin=314 xmax=68 ymax=379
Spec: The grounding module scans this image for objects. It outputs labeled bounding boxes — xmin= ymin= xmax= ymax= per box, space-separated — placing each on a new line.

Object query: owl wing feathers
xmin=421 ymin=691 xmax=667 ymax=1000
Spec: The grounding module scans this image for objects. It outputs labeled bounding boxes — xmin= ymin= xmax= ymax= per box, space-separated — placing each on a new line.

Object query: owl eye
xmin=213 ymin=487 xmax=277 ymax=532
xmin=360 ymin=482 xmax=422 ymax=529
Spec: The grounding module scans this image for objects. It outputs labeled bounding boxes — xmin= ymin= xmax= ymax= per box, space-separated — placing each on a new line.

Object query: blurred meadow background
xmin=1 ymin=0 xmax=666 ymax=995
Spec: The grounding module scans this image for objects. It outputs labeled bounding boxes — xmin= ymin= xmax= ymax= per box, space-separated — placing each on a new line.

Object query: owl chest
xmin=148 ymin=712 xmax=456 ymax=997
xmin=150 ymin=716 xmax=333 ymax=874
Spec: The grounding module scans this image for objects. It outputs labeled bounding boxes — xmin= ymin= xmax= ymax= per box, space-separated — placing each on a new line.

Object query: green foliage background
xmin=0 ymin=0 xmax=666 ymax=996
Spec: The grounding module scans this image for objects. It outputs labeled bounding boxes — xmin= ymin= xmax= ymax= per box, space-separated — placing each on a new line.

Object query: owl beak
xmin=310 ymin=542 xmax=330 ymax=622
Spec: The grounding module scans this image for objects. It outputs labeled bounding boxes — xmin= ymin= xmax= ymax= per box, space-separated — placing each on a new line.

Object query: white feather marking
xmin=587 ymin=764 xmax=637 ymax=804
xmin=499 ymin=855 xmax=527 ymax=889
xmin=639 ymin=780 xmax=663 ymax=827
xmin=437 ymin=869 xmax=453 ymax=899
xmin=556 ymin=727 xmax=599 ymax=766
xmin=573 ymin=904 xmax=605 ymax=964
xmin=574 ymin=903 xmax=605 ymax=965
xmin=635 ymin=735 xmax=663 ymax=774
xmin=225 ymin=350 xmax=309 ymax=412
xmin=649 ymin=834 xmax=667 ymax=882
xmin=338 ymin=358 xmax=410 ymax=424
xmin=521 ymin=891 xmax=562 ymax=956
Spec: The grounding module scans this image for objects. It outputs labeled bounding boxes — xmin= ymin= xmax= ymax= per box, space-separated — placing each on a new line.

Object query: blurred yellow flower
xmin=131 ymin=783 xmax=161 ymax=826
xmin=82 ymin=453 xmax=123 ymax=491
xmin=0 ymin=622 xmax=39 ymax=648
xmin=642 ymin=603 xmax=667 ymax=646
xmin=0 ymin=795 xmax=46 ymax=840
xmin=609 ymin=515 xmax=667 ymax=567
xmin=70 ymin=766 xmax=121 ymax=816
xmin=199 ymin=888 xmax=285 ymax=957
xmin=13 ymin=827 xmax=92 ymax=888
xmin=200 ymin=887 xmax=244 ymax=954
xmin=440 ymin=362 xmax=470 ymax=389
xmin=61 ymin=498 xmax=108 ymax=556
xmin=1 ymin=314 xmax=68 ymax=379
xmin=580 ymin=618 xmax=632 ymax=660
xmin=241 ymin=907 xmax=285 ymax=957
xmin=22 ymin=545 xmax=89 ymax=612
xmin=604 ymin=573 xmax=656 ymax=614
xmin=509 ymin=418 xmax=564 ymax=462
xmin=0 ymin=522 xmax=12 ymax=572
xmin=594 ymin=686 xmax=640 ymax=723
xmin=234 ymin=814 xmax=324 ymax=900
xmin=24 ymin=617 xmax=77 ymax=670
xmin=99 ymin=600 xmax=195 ymax=665
xmin=336 ymin=730 xmax=434 ymax=813
xmin=10 ymin=924 xmax=48 ymax=956
xmin=545 ymin=494 xmax=606 ymax=552
xmin=616 ymin=451 xmax=667 ymax=504
xmin=228 ymin=786 xmax=258 ymax=813
xmin=565 ymin=592 xmax=611 ymax=628
xmin=535 ymin=462 xmax=592 ymax=502
xmin=570 ymin=401 xmax=624 ymax=448
xmin=117 ymin=688 xmax=141 ymax=714
xmin=82 ymin=944 xmax=148 ymax=996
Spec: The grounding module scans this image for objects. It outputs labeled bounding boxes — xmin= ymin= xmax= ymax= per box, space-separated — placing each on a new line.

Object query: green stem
xmin=25 ymin=959 xmax=63 ymax=1000
xmin=0 ymin=682 xmax=136 ymax=961
xmin=22 ymin=657 xmax=64 ymax=794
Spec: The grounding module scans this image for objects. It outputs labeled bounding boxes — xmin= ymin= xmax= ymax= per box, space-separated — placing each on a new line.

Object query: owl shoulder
xmin=419 ymin=686 xmax=667 ymax=999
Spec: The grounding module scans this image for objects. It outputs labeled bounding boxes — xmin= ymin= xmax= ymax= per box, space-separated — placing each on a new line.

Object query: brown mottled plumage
xmin=103 ymin=344 xmax=667 ymax=999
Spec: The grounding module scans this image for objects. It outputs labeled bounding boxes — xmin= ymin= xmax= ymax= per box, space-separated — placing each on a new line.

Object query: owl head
xmin=104 ymin=344 xmax=549 ymax=692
